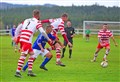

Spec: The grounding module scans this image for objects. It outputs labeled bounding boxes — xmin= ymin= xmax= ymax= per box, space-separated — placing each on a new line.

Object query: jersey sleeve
xmin=36 ymin=21 xmax=50 ymax=40
xmin=36 ymin=21 xmax=42 ymax=29
xmin=49 ymin=19 xmax=54 ymax=23
xmin=48 ymin=33 xmax=56 ymax=40
xmin=58 ymin=22 xmax=66 ymax=35
xmin=15 ymin=23 xmax=22 ymax=37
xmin=58 ymin=22 xmax=69 ymax=43
xmin=41 ymin=19 xmax=54 ymax=23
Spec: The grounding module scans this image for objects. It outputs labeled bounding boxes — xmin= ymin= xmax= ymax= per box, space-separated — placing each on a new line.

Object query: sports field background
xmin=0 ymin=35 xmax=120 ymax=82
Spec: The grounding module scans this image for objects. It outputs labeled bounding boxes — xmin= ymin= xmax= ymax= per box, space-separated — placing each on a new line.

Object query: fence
xmin=75 ymin=29 xmax=120 ymax=36
xmin=0 ymin=29 xmax=120 ymax=36
xmin=0 ymin=29 xmax=11 ymax=35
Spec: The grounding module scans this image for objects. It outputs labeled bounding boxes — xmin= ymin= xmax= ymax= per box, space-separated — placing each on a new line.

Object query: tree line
xmin=0 ymin=4 xmax=119 ymax=29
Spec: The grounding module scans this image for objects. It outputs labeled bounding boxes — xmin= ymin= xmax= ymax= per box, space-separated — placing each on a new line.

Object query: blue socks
xmin=40 ymin=57 xmax=51 ymax=67
xmin=22 ymin=57 xmax=51 ymax=71
xmin=22 ymin=62 xmax=28 ymax=71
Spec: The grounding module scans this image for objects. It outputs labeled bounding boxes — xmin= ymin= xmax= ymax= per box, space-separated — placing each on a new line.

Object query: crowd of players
xmin=12 ymin=9 xmax=74 ymax=77
xmin=11 ymin=9 xmax=118 ymax=78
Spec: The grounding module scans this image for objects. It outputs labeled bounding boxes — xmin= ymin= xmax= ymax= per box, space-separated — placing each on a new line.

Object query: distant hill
xmin=0 ymin=2 xmax=29 ymax=9
xmin=0 ymin=2 xmax=58 ymax=10
xmin=43 ymin=3 xmax=58 ymax=7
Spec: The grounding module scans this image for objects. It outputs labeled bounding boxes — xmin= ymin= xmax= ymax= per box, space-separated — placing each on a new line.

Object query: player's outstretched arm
xmin=15 ymin=23 xmax=22 ymax=37
xmin=41 ymin=19 xmax=53 ymax=23
xmin=111 ymin=36 xmax=118 ymax=47
xmin=41 ymin=19 xmax=50 ymax=23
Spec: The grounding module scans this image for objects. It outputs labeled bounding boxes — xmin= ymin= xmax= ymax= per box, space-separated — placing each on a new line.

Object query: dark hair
xmin=46 ymin=25 xmax=52 ymax=29
xmin=33 ymin=9 xmax=40 ymax=16
xmin=103 ymin=23 xmax=108 ymax=25
xmin=61 ymin=13 xmax=68 ymax=17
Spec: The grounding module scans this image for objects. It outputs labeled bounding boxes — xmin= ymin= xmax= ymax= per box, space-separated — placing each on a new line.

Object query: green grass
xmin=0 ymin=35 xmax=120 ymax=82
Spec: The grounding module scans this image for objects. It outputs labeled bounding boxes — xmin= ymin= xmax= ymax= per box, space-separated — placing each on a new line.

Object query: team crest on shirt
xmin=70 ymin=31 xmax=72 ymax=34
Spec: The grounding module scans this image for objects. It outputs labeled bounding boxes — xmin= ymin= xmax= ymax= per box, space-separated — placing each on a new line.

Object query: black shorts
xmin=64 ymin=39 xmax=73 ymax=47
xmin=86 ymin=34 xmax=89 ymax=37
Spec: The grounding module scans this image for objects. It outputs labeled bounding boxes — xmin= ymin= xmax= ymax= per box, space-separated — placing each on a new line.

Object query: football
xmin=101 ymin=61 xmax=108 ymax=68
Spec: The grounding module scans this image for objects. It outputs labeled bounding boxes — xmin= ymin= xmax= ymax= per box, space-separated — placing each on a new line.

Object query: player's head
xmin=66 ymin=21 xmax=72 ymax=27
xmin=102 ymin=24 xmax=108 ymax=31
xmin=61 ymin=13 xmax=68 ymax=22
xmin=13 ymin=24 xmax=16 ymax=28
xmin=46 ymin=25 xmax=53 ymax=34
xmin=33 ymin=9 xmax=40 ymax=20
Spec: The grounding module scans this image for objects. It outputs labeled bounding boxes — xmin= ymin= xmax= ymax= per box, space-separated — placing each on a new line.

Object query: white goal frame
xmin=83 ymin=21 xmax=120 ymax=38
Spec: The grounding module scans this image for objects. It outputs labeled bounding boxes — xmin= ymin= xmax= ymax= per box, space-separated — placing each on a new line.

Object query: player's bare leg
xmin=103 ymin=47 xmax=110 ymax=62
xmin=14 ymin=44 xmax=20 ymax=52
xmin=12 ymin=41 xmax=17 ymax=52
xmin=86 ymin=37 xmax=88 ymax=42
xmin=86 ymin=36 xmax=89 ymax=42
xmin=91 ymin=48 xmax=101 ymax=62
xmin=87 ymin=37 xmax=90 ymax=42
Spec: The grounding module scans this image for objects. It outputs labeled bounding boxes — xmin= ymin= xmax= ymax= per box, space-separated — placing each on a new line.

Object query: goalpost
xmin=83 ymin=21 xmax=120 ymax=38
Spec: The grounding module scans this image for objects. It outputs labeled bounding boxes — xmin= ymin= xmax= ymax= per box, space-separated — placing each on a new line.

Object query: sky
xmin=1 ymin=0 xmax=120 ymax=7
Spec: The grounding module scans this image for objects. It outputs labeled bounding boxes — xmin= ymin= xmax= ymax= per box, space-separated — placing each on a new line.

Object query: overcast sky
xmin=1 ymin=0 xmax=120 ymax=7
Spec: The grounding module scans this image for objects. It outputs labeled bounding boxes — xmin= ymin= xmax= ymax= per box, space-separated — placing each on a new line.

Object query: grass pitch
xmin=0 ymin=35 xmax=120 ymax=82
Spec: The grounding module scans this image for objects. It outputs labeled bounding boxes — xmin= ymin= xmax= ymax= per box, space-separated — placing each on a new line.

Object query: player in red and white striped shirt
xmin=91 ymin=24 xmax=118 ymax=62
xmin=42 ymin=13 xmax=72 ymax=66
xmin=14 ymin=9 xmax=51 ymax=78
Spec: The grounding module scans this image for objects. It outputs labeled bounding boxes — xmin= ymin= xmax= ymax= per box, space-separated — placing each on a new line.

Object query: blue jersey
xmin=32 ymin=33 xmax=56 ymax=50
xmin=11 ymin=27 xmax=16 ymax=37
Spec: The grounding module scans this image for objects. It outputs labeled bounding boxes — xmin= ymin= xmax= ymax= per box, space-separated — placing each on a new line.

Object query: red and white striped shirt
xmin=49 ymin=18 xmax=66 ymax=35
xmin=20 ymin=18 xmax=42 ymax=43
xmin=41 ymin=18 xmax=69 ymax=43
xmin=98 ymin=29 xmax=113 ymax=43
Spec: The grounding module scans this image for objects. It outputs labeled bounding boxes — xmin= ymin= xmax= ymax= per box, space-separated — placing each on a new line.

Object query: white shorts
xmin=33 ymin=49 xmax=49 ymax=58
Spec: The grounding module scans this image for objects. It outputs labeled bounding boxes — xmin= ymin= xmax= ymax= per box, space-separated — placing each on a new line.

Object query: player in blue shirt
xmin=11 ymin=25 xmax=16 ymax=45
xmin=22 ymin=25 xmax=56 ymax=71
xmin=10 ymin=25 xmax=18 ymax=52
xmin=11 ymin=25 xmax=16 ymax=37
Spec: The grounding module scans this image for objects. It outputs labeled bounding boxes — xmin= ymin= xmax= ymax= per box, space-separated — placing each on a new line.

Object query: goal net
xmin=83 ymin=21 xmax=120 ymax=38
